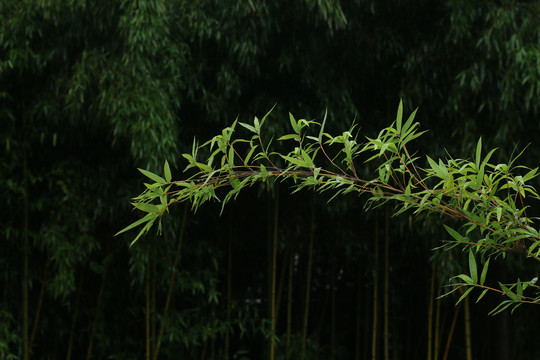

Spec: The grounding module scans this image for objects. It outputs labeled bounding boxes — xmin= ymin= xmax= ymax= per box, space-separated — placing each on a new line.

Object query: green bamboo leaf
xmin=476 ymin=289 xmax=489 ymax=303
xmin=130 ymin=217 xmax=157 ymax=246
xmin=480 ymin=258 xmax=489 ymax=285
xmin=468 ymin=250 xmax=478 ymax=283
xmin=197 ymin=162 xmax=213 ymax=172
xmin=318 ymin=110 xmax=327 ymax=142
xmin=278 ymin=134 xmax=298 ymax=141
xmin=401 ymin=108 xmax=418 ymax=138
xmin=228 ymin=146 xmax=235 ymax=166
xmin=115 ymin=213 xmax=156 ymax=237
xmin=454 ymin=274 xmax=474 ymax=285
xmin=475 ymin=138 xmax=482 ymax=168
xmin=522 ymin=167 xmax=538 ymax=182
xmin=300 ymin=149 xmax=314 ymax=167
xmin=164 ymin=160 xmax=172 ymax=182
xmin=456 ymin=287 xmax=474 ymax=305
xmin=396 ymin=99 xmax=403 ymax=133
xmin=281 ymin=154 xmax=308 ymax=167
xmin=472 ymin=164 xmax=484 ymax=189
xmin=444 ymin=225 xmax=466 ymax=243
xmin=289 ymin=113 xmax=299 ymax=133
xmin=139 ymin=168 xmax=166 ymax=184
xmin=259 ymin=104 xmax=276 ymax=128
xmin=239 ymin=122 xmax=257 ymax=133
xmin=482 ymin=148 xmax=497 ymax=168
xmin=488 ymin=300 xmax=513 ymax=316
xmin=516 ymin=278 xmax=523 ymax=297
xmin=132 ymin=202 xmax=161 ymax=214
xmin=426 ymin=156 xmax=445 ymax=179
xmin=244 ymin=145 xmax=257 ymax=165
xmin=499 ymin=283 xmax=519 ymax=301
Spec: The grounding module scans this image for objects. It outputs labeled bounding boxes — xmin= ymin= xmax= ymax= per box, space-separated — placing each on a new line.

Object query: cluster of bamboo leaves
xmin=119 ymin=102 xmax=540 ymax=313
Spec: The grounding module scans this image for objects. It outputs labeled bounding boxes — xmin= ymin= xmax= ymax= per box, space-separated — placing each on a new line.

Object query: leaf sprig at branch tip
xmin=117 ymin=100 xmax=540 ymax=311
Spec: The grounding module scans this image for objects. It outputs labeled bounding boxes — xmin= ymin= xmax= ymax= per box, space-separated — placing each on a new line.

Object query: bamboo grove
xmin=4 ymin=1 xmax=540 ymax=358
xmin=121 ymin=101 xmax=540 ymax=315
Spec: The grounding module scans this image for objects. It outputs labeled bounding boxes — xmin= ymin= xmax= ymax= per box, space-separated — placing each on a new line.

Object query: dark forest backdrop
xmin=2 ymin=1 xmax=540 ymax=359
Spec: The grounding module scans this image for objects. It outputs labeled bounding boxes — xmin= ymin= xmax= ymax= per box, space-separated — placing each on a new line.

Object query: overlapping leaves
xmin=119 ymin=101 xmax=540 ymax=310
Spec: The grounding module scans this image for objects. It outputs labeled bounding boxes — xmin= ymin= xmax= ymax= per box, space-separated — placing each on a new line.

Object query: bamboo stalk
xmin=66 ymin=266 xmax=86 ymax=360
xmin=30 ymin=258 xmax=50 ymax=352
xmin=442 ymin=302 xmax=461 ymax=360
xmin=209 ymin=300 xmax=216 ymax=360
xmin=210 ymin=324 xmax=216 ymax=360
xmin=301 ymin=205 xmax=315 ymax=360
xmin=270 ymin=191 xmax=279 ymax=360
xmin=151 ymin=259 xmax=156 ymax=357
xmin=275 ymin=245 xmax=289 ymax=329
xmin=331 ymin=259 xmax=336 ymax=360
xmin=464 ymin=294 xmax=472 ymax=360
xmin=153 ymin=204 xmax=188 ymax=360
xmin=22 ymin=106 xmax=29 ymax=360
xmin=355 ymin=268 xmax=362 ymax=360
xmin=434 ymin=282 xmax=442 ymax=360
xmin=86 ymin=263 xmax=107 ymax=360
xmin=384 ymin=210 xmax=390 ymax=360
xmin=224 ymin=227 xmax=232 ymax=360
xmin=146 ymin=249 xmax=151 ymax=360
xmin=371 ymin=214 xmax=379 ymax=360
xmin=427 ymin=264 xmax=436 ymax=360
xmin=201 ymin=338 xmax=207 ymax=360
xmin=364 ymin=292 xmax=370 ymax=360
xmin=286 ymin=251 xmax=293 ymax=360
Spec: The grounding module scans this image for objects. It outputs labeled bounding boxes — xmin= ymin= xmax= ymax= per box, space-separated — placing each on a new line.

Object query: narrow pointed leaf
xmin=139 ymin=168 xmax=166 ymax=184
xmin=456 ymin=287 xmax=474 ymax=305
xmin=164 ymin=160 xmax=172 ymax=182
xmin=480 ymin=258 xmax=489 ymax=285
xmin=469 ymin=250 xmax=478 ymax=283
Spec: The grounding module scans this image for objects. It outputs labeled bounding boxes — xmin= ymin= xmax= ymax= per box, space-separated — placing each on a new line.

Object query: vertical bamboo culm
xmin=427 ymin=264 xmax=436 ymax=360
xmin=86 ymin=263 xmax=107 ymax=360
xmin=383 ymin=210 xmax=390 ymax=360
xmin=286 ymin=251 xmax=293 ymax=360
xmin=30 ymin=259 xmax=50 ymax=351
xmin=22 ymin=106 xmax=29 ymax=360
xmin=66 ymin=266 xmax=86 ymax=360
xmin=371 ymin=213 xmax=379 ymax=360
xmin=464 ymin=295 xmax=472 ymax=360
xmin=434 ymin=282 xmax=442 ymax=360
xmin=330 ymin=259 xmax=336 ymax=360
xmin=270 ymin=191 xmax=279 ymax=360
xmin=224 ymin=227 xmax=232 ymax=360
xmin=301 ymin=205 xmax=315 ymax=360
xmin=355 ymin=267 xmax=362 ymax=360
xmin=145 ymin=250 xmax=151 ymax=360
xmin=153 ymin=204 xmax=188 ymax=360
xmin=442 ymin=303 xmax=461 ymax=360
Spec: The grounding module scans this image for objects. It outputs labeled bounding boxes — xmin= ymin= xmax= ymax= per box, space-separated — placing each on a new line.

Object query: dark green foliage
xmin=2 ymin=0 xmax=540 ymax=359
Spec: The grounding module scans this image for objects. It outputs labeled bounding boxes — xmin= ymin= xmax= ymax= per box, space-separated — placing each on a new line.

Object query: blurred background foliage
xmin=1 ymin=0 xmax=540 ymax=359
